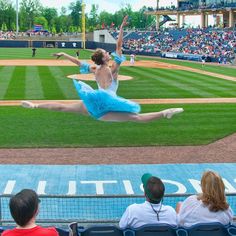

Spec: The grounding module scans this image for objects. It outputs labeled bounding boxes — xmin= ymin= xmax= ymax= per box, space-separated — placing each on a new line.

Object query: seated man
xmin=2 ymin=189 xmax=58 ymax=236
xmin=119 ymin=173 xmax=177 ymax=229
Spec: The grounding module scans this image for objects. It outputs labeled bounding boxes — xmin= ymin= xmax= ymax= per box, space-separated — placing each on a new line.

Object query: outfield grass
xmin=0 ymin=104 xmax=235 ymax=148
xmin=137 ymin=56 xmax=236 ymax=78
xmin=0 ymin=48 xmax=93 ymax=59
xmin=0 ymin=48 xmax=235 ymax=147
xmin=0 ymin=66 xmax=236 ymax=100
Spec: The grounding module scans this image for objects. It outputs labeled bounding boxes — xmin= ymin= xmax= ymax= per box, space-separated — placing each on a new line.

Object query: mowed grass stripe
xmin=25 ymin=66 xmax=44 ymax=99
xmin=48 ymin=66 xmax=78 ymax=99
xmin=0 ymin=66 xmax=15 ymax=99
xmin=4 ymin=67 xmax=26 ymax=99
xmin=119 ymin=67 xmax=191 ymax=98
xmin=0 ymin=103 xmax=235 ymax=147
xmin=153 ymin=58 xmax=236 ymax=78
xmin=132 ymin=67 xmax=204 ymax=98
xmin=149 ymin=68 xmax=222 ymax=98
xmin=173 ymin=70 xmax=236 ymax=97
xmin=38 ymin=66 xmax=66 ymax=99
xmin=158 ymin=69 xmax=233 ymax=98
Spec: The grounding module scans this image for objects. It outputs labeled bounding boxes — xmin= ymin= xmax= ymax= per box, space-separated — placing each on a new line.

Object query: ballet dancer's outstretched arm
xmin=52 ymin=52 xmax=82 ymax=65
xmin=52 ymin=52 xmax=96 ymax=73
xmin=116 ymin=15 xmax=128 ymax=56
xmin=111 ymin=16 xmax=128 ymax=76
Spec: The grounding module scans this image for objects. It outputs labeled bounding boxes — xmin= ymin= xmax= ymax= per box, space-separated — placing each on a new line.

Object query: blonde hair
xmin=198 ymin=170 xmax=229 ymax=212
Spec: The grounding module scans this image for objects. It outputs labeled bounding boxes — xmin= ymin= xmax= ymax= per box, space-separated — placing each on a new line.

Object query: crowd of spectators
xmin=0 ymin=31 xmax=16 ymax=40
xmin=122 ymin=28 xmax=236 ymax=63
xmin=0 ymin=170 xmax=234 ymax=235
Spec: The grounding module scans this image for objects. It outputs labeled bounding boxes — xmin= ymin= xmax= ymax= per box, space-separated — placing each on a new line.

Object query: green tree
xmin=19 ymin=0 xmax=42 ymax=30
xmin=0 ymin=0 xmax=15 ymax=31
xmin=51 ymin=25 xmax=57 ymax=34
xmin=34 ymin=16 xmax=48 ymax=30
xmin=1 ymin=22 xmax=7 ymax=31
xmin=41 ymin=7 xmax=57 ymax=29
xmin=69 ymin=0 xmax=82 ymax=27
xmin=99 ymin=11 xmax=113 ymax=29
xmin=88 ymin=4 xmax=98 ymax=29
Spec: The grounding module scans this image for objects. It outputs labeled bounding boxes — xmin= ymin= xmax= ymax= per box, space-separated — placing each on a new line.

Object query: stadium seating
xmin=76 ymin=225 xmax=123 ymax=236
xmin=56 ymin=227 xmax=70 ymax=236
xmin=127 ymin=224 xmax=177 ymax=236
xmin=67 ymin=223 xmax=236 ymax=236
xmin=176 ymin=223 xmax=234 ymax=236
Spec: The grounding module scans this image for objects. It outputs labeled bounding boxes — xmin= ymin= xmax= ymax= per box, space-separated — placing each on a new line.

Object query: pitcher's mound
xmin=67 ymin=74 xmax=133 ymax=81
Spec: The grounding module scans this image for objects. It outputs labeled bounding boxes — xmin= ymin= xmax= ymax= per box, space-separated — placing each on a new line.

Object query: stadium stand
xmin=121 ymin=28 xmax=236 ymax=62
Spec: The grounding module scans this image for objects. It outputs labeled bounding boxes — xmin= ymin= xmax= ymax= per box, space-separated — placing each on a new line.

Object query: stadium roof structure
xmin=145 ymin=2 xmax=236 ymax=29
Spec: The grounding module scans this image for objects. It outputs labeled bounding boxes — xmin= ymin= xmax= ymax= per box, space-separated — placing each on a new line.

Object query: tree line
xmin=0 ymin=0 xmax=155 ymax=33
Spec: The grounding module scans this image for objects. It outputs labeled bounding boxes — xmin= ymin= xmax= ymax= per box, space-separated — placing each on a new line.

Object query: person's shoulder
xmin=127 ymin=202 xmax=145 ymax=210
xmin=37 ymin=226 xmax=58 ymax=235
xmin=2 ymin=229 xmax=13 ymax=236
xmin=163 ymin=204 xmax=177 ymax=213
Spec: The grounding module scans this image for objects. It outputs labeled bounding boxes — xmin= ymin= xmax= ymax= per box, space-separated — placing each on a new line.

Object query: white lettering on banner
xmin=188 ymin=179 xmax=201 ymax=193
xmin=61 ymin=43 xmax=65 ymax=47
xmin=80 ymin=181 xmax=117 ymax=194
xmin=123 ymin=180 xmax=134 ymax=194
xmin=37 ymin=181 xmax=46 ymax=195
xmin=162 ymin=180 xmax=187 ymax=194
xmin=1 ymin=178 xmax=236 ymax=195
xmin=4 ymin=180 xmax=15 ymax=194
xmin=68 ymin=181 xmax=76 ymax=195
xmin=223 ymin=178 xmax=236 ymax=193
xmin=73 ymin=43 xmax=77 ymax=47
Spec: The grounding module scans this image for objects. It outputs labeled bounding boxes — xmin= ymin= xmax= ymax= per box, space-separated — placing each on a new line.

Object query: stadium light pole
xmin=16 ymin=0 xmax=19 ymax=36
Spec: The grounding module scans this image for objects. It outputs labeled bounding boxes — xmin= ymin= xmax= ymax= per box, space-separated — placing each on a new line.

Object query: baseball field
xmin=0 ymin=48 xmax=235 ymax=157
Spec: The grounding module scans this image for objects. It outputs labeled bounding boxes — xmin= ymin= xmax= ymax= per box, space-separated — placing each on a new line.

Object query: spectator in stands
xmin=119 ymin=173 xmax=177 ymax=228
xmin=177 ymin=170 xmax=233 ymax=227
xmin=2 ymin=189 xmax=58 ymax=236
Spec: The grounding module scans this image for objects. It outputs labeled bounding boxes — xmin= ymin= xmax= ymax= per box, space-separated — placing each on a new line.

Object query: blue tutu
xmin=73 ymin=80 xmax=141 ymax=119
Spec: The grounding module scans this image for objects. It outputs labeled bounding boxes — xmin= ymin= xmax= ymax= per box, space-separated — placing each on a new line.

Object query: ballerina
xmin=22 ymin=16 xmax=183 ymax=122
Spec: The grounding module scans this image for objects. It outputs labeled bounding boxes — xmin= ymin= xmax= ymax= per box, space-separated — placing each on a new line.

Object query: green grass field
xmin=0 ymin=48 xmax=235 ymax=147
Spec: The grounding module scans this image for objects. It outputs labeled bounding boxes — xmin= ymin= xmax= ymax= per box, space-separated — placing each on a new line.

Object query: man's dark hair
xmin=146 ymin=177 xmax=165 ymax=204
xmin=9 ymin=189 xmax=40 ymax=227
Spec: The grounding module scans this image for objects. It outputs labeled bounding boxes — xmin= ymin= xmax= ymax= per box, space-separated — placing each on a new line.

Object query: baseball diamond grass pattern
xmin=0 ymin=104 xmax=235 ymax=147
xmin=0 ymin=66 xmax=236 ymax=100
xmin=0 ymin=48 xmax=235 ymax=147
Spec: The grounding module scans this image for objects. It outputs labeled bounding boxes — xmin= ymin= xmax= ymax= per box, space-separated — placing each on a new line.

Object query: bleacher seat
xmin=56 ymin=227 xmax=70 ymax=236
xmin=176 ymin=222 xmax=230 ymax=236
xmin=227 ymin=224 xmax=236 ymax=236
xmin=76 ymin=225 xmax=123 ymax=236
xmin=128 ymin=224 xmax=177 ymax=236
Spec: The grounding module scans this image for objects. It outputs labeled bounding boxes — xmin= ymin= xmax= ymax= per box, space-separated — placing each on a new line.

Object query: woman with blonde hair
xmin=177 ymin=170 xmax=233 ymax=227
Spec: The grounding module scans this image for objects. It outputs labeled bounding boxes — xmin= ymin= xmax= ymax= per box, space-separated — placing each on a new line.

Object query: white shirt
xmin=178 ymin=195 xmax=234 ymax=227
xmin=119 ymin=201 xmax=177 ymax=229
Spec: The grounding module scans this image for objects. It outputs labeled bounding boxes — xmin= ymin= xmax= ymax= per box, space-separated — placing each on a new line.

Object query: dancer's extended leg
xmin=100 ymin=108 xmax=184 ymax=122
xmin=22 ymin=101 xmax=88 ymax=115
